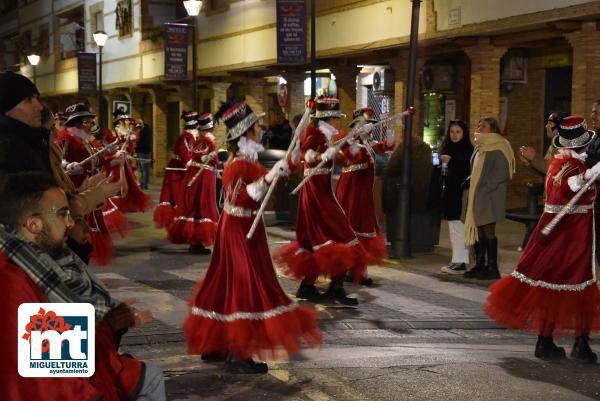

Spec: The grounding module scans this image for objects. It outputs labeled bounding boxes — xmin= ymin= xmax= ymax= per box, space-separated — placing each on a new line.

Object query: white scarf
xmin=556 ymin=148 xmax=588 ymax=162
xmin=318 ymin=120 xmax=338 ymax=141
xmin=237 ymin=136 xmax=264 ymax=161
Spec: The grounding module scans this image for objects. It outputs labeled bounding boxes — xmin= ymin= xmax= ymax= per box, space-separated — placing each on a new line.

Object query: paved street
xmin=91 ymin=187 xmax=600 ymax=401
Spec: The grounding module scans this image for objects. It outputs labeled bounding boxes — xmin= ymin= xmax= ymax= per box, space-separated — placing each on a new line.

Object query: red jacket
xmin=0 ymin=254 xmax=142 ymax=401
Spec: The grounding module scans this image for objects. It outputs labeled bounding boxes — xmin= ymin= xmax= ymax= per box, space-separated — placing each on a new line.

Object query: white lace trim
xmin=511 ymin=271 xmax=596 ymax=292
xmin=173 ymin=216 xmax=216 ymax=224
xmin=318 ymin=120 xmax=338 ymax=141
xmin=157 ymin=202 xmax=172 ymax=207
xmin=191 ymin=302 xmax=299 ymax=321
xmin=237 ymin=136 xmax=264 ymax=161
xmin=296 ymin=238 xmax=360 ymax=254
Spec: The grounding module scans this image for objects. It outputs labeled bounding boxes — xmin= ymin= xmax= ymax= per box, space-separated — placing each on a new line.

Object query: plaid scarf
xmin=0 ymin=224 xmax=114 ymax=320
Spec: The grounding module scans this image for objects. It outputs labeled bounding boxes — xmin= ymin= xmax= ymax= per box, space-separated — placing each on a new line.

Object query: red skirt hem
xmin=183 ymin=306 xmax=322 ymax=360
xmin=113 ymin=190 xmax=153 ymax=213
xmin=274 ymin=241 xmax=368 ymax=283
xmin=167 ymin=219 xmax=217 ymax=246
xmin=358 ymin=233 xmax=387 ymax=266
xmin=103 ymin=207 xmax=131 ymax=238
xmin=153 ymin=204 xmax=174 ymax=229
xmin=484 ymin=275 xmax=600 ymax=335
xmin=87 ymin=231 xmax=115 ymax=266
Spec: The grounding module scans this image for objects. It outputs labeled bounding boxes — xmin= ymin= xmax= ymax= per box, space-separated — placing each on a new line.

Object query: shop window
xmin=56 ymin=6 xmax=85 ymax=60
xmin=0 ymin=33 xmax=19 ymax=70
xmin=206 ymin=0 xmax=230 ymax=14
xmin=115 ymin=0 xmax=133 ymax=38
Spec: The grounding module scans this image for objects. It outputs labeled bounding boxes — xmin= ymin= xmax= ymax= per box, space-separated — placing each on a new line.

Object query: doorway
xmin=543 ymin=66 xmax=572 ymax=150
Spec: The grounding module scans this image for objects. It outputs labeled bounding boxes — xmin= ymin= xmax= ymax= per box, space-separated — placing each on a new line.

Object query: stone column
xmin=566 ymin=21 xmax=600 ymax=117
xmin=150 ymin=88 xmax=168 ymax=177
xmin=211 ymin=82 xmax=231 ymax=147
xmin=130 ymin=92 xmax=146 ymax=120
xmin=330 ymin=65 xmax=361 ymax=128
xmin=179 ymin=85 xmax=194 ymax=112
xmin=282 ymin=72 xmax=306 ymax=121
xmin=464 ymin=38 xmax=508 ymax=134
xmin=389 ymin=51 xmax=425 ymax=139
xmin=244 ymin=77 xmax=266 ymax=117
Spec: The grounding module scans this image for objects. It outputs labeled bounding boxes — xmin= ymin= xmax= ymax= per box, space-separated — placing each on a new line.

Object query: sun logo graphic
xmin=18 ymin=303 xmax=95 ymax=377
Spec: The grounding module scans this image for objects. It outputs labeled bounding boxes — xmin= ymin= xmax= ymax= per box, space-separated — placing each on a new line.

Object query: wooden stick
xmin=246 ymin=106 xmax=312 ymax=240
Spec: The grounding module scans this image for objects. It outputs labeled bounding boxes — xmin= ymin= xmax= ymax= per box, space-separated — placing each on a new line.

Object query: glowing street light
xmin=183 ymin=1 xmax=202 ymax=111
xmin=93 ymin=30 xmax=108 ymax=129
xmin=27 ymin=53 xmax=40 ymax=84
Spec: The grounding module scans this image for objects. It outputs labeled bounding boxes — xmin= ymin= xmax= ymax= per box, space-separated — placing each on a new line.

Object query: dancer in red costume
xmin=184 ymin=102 xmax=321 ymax=374
xmin=55 ymin=103 xmax=119 ymax=265
xmin=485 ymin=116 xmax=600 ymax=362
xmin=102 ymin=110 xmax=152 ymax=214
xmin=167 ymin=113 xmax=219 ymax=254
xmin=335 ymin=108 xmax=395 ymax=284
xmin=153 ymin=111 xmax=198 ymax=229
xmin=274 ymin=98 xmax=367 ymax=306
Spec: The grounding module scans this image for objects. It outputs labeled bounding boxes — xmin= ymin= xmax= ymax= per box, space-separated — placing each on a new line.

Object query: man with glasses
xmin=0 ymin=172 xmax=165 ymax=400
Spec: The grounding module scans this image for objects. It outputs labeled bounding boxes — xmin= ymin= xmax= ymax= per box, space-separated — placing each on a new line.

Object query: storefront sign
xmin=164 ymin=23 xmax=189 ymax=81
xmin=276 ymin=0 xmax=307 ymax=64
xmin=77 ymin=52 xmax=97 ymax=96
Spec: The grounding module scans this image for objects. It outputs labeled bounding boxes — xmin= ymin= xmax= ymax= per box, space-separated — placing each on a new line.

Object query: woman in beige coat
xmin=463 ymin=117 xmax=515 ymax=280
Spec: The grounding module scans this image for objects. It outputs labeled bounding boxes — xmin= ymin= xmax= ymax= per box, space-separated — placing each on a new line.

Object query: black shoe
xmin=201 ymin=352 xmax=226 ymax=362
xmin=225 ymin=358 xmax=268 ymax=374
xmin=464 ymin=239 xmax=487 ymax=278
xmin=441 ymin=263 xmax=467 ymax=275
xmin=326 ymin=279 xmax=359 ymax=306
xmin=534 ymin=336 xmax=566 ymax=360
xmin=345 ymin=272 xmax=373 ymax=286
xmin=571 ymin=335 xmax=598 ymax=363
xmin=476 ymin=238 xmax=501 ymax=280
xmin=296 ymin=283 xmax=327 ymax=303
xmin=189 ymin=244 xmax=211 ymax=255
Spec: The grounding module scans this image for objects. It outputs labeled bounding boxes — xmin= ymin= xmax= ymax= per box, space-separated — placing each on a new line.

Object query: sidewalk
xmin=265 ymin=217 xmax=528 ymax=286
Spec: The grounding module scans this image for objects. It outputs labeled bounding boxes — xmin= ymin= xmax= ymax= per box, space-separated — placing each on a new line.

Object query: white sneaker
xmin=441 ymin=263 xmax=467 ymax=275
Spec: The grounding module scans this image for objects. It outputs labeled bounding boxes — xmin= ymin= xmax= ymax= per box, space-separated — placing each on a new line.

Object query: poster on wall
xmin=115 ymin=0 xmax=133 ymax=38
xmin=276 ymin=0 xmax=307 ymax=64
xmin=77 ymin=52 xmax=97 ymax=96
xmin=163 ymin=23 xmax=189 ymax=81
xmin=113 ymin=100 xmax=131 ymax=117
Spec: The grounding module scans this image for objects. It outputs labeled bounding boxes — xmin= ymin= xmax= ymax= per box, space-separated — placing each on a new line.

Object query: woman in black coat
xmin=440 ymin=120 xmax=474 ymax=274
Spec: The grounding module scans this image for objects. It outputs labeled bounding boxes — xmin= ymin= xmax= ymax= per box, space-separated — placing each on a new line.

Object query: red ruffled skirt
xmin=153 ymin=203 xmax=175 ymax=229
xmin=185 ymin=212 xmax=322 ymax=360
xmin=86 ymin=210 xmax=115 ymax=266
xmin=358 ymin=232 xmax=387 ymax=266
xmin=484 ymin=275 xmax=600 ymax=335
xmin=108 ymin=163 xmax=153 ymax=213
xmin=167 ymin=218 xmax=217 ymax=247
xmin=102 ymin=198 xmax=131 ymax=237
xmin=274 ymin=240 xmax=368 ymax=283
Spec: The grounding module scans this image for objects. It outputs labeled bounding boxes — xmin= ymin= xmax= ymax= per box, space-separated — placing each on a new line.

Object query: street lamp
xmin=93 ymin=30 xmax=108 ymax=130
xmin=27 ymin=53 xmax=40 ymax=85
xmin=183 ymin=0 xmax=202 ymax=112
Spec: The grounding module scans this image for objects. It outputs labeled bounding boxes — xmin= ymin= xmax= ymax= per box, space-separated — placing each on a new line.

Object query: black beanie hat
xmin=0 ymin=71 xmax=40 ymax=114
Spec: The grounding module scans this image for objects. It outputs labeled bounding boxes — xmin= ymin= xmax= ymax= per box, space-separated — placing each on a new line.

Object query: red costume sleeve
xmin=176 ymin=133 xmax=194 ymax=163
xmin=223 ymin=158 xmax=267 ymax=208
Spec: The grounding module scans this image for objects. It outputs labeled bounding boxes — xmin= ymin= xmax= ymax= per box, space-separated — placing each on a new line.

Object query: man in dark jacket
xmin=135 ymin=121 xmax=153 ymax=190
xmin=587 ymin=100 xmax=600 ymax=265
xmin=264 ymin=110 xmax=293 ymax=150
xmin=0 ymin=71 xmax=50 ymax=174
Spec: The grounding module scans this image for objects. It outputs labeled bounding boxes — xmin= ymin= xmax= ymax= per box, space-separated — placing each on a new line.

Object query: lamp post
xmin=27 ymin=54 xmax=40 ymax=85
xmin=393 ymin=0 xmax=421 ymax=259
xmin=93 ymin=30 xmax=108 ymax=130
xmin=183 ymin=0 xmax=202 ymax=112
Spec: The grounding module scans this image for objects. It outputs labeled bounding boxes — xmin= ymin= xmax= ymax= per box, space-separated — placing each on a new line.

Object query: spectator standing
xmin=439 ymin=120 xmax=474 ymax=275
xmin=587 ymin=99 xmax=600 ymax=266
xmin=463 ymin=117 xmax=515 ymax=280
xmin=519 ymin=111 xmax=567 ymax=176
xmin=264 ymin=110 xmax=292 ymax=150
xmin=136 ymin=121 xmax=153 ymax=190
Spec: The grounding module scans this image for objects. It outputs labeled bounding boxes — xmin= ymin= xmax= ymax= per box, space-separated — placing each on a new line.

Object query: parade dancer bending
xmin=184 ymin=102 xmax=321 ymax=374
xmin=168 ymin=113 xmax=220 ymax=254
xmin=153 ymin=111 xmax=198 ymax=229
xmin=335 ymin=108 xmax=395 ymax=284
xmin=102 ymin=110 xmax=152 ymax=214
xmin=274 ymin=97 xmax=367 ymax=305
xmin=56 ymin=103 xmax=122 ymax=265
xmin=485 ymin=116 xmax=600 ymax=362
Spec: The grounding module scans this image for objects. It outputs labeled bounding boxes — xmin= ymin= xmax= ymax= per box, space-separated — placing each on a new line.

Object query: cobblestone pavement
xmin=90 ymin=190 xmax=600 ymax=401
